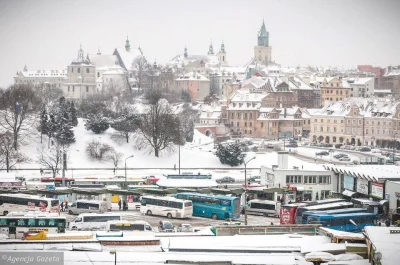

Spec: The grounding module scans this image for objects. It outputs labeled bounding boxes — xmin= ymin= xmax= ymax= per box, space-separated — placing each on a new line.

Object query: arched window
xmin=97 ymin=72 xmax=100 ymax=78
xmin=86 ymin=68 xmax=89 ymax=73
xmin=77 ymin=68 xmax=80 ymax=73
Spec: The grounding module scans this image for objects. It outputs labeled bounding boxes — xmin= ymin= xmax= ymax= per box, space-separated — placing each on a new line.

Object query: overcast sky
xmin=0 ymin=0 xmax=399 ymax=87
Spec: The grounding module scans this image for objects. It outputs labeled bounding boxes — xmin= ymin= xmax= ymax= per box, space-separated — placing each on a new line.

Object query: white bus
xmin=140 ymin=195 xmax=192 ymax=219
xmin=0 ymin=194 xmax=60 ymax=216
xmin=0 ymin=214 xmax=67 ymax=239
xmin=68 ymin=200 xmax=107 ymax=215
xmin=247 ymin=199 xmax=281 ymax=217
xmin=106 ymin=220 xmax=154 ymax=232
xmin=68 ymin=213 xmax=135 ymax=231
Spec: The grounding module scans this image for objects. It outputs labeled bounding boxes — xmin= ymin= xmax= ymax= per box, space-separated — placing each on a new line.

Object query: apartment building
xmin=320 ymin=77 xmax=351 ymax=106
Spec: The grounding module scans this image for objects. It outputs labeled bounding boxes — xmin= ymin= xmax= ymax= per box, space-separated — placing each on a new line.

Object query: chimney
xmin=277 ymin=151 xmax=288 ymax=169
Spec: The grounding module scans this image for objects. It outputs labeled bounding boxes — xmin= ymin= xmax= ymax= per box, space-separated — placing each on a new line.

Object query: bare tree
xmin=111 ymin=105 xmax=139 ymax=143
xmin=131 ymin=55 xmax=151 ymax=90
xmin=0 ymin=132 xmax=27 ymax=172
xmin=106 ymin=149 xmax=123 ymax=175
xmin=85 ymin=139 xmax=113 ymax=160
xmin=36 ymin=145 xmax=62 ymax=178
xmin=136 ymin=89 xmax=182 ymax=157
xmin=0 ymin=85 xmax=40 ymax=150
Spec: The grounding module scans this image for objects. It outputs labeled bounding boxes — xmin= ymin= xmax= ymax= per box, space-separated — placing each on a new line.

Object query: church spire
xmin=220 ymin=40 xmax=225 ymax=53
xmin=184 ymin=45 xmax=188 ymax=58
xmin=125 ymin=36 xmax=131 ymax=52
xmin=208 ymin=41 xmax=214 ymax=55
xmin=258 ymin=19 xmax=269 ymax=47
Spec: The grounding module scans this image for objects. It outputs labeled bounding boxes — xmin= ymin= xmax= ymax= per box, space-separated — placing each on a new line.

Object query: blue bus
xmin=295 ymin=201 xmax=354 ymax=224
xmin=307 ymin=212 xmax=378 ymax=232
xmin=175 ymin=193 xmax=241 ymax=220
xmin=301 ymin=208 xmax=367 ymax=224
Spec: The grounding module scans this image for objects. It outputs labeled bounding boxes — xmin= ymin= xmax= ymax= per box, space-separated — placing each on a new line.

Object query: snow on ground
xmin=296 ymin=147 xmax=360 ymax=163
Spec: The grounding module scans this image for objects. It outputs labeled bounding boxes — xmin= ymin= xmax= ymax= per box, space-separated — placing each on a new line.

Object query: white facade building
xmin=346 ymin=77 xmax=375 ymax=98
xmin=260 ymin=152 xmax=336 ymax=202
xmin=14 ymin=66 xmax=67 ymax=88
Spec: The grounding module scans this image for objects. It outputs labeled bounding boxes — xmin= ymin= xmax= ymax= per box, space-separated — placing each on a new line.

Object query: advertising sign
xmin=343 ymin=175 xmax=354 ymax=190
xmin=371 ymin=182 xmax=384 ymax=199
xmin=356 ymin=178 xmax=369 ymax=195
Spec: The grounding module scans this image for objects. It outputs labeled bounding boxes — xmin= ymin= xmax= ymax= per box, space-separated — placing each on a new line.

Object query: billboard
xmin=371 ymin=182 xmax=384 ymax=199
xmin=356 ymin=178 xmax=369 ymax=195
xmin=343 ymin=175 xmax=354 ymax=190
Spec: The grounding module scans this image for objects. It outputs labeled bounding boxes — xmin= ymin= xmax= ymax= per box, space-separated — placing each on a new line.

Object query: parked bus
xmin=0 ymin=181 xmax=25 ymax=191
xmin=307 ymin=212 xmax=378 ymax=232
xmin=165 ymin=174 xmax=212 ymax=180
xmin=247 ymin=199 xmax=281 ymax=217
xmin=26 ymin=182 xmax=55 ymax=190
xmin=295 ymin=201 xmax=354 ymax=224
xmin=301 ymin=208 xmax=367 ymax=224
xmin=68 ymin=213 xmax=135 ymax=230
xmin=0 ymin=194 xmax=60 ymax=216
xmin=280 ymin=203 xmax=307 ymax=225
xmin=41 ymin=177 xmax=75 ymax=187
xmin=140 ymin=195 xmax=192 ymax=219
xmin=68 ymin=200 xmax=107 ymax=215
xmin=106 ymin=220 xmax=154 ymax=232
xmin=175 ymin=193 xmax=241 ymax=220
xmin=351 ymin=198 xmax=380 ymax=214
xmin=0 ymin=214 xmax=66 ymax=239
xmin=300 ymin=198 xmax=346 ymax=206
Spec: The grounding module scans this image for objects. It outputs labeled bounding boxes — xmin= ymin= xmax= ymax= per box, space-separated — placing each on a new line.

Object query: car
xmin=266 ymin=143 xmax=274 ymax=149
xmin=339 ymin=157 xmax=351 ymax=161
xmin=316 ymin=151 xmax=329 ymax=156
xmin=286 ymin=143 xmax=298 ymax=148
xmin=335 ymin=144 xmax=343 ymax=149
xmin=352 ymin=160 xmax=360 ymax=165
xmin=216 ymin=176 xmax=235 ymax=183
xmin=177 ymin=224 xmax=193 ymax=232
xmin=359 ymin=147 xmax=371 ymax=152
xmin=247 ymin=176 xmax=261 ymax=183
xmin=333 ymin=154 xmax=344 ymax=159
xmin=159 ymin=221 xmax=175 ymax=233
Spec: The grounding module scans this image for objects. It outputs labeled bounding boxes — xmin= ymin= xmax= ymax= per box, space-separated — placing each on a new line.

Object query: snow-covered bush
xmin=84 ymin=115 xmax=110 ymax=134
xmin=85 ymin=140 xmax=113 ymax=160
xmin=215 ymin=142 xmax=246 ymax=166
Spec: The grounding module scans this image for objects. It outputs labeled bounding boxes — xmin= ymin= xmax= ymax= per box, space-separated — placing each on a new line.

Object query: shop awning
xmin=342 ymin=189 xmax=356 ymax=197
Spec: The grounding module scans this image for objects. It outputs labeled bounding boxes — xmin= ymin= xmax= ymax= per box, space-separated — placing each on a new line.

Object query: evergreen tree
xmin=68 ymin=101 xmax=78 ymax=126
xmin=215 ymin=142 xmax=246 ymax=166
xmin=54 ymin=116 xmax=75 ymax=145
xmin=111 ymin=113 xmax=140 ymax=143
xmin=85 ymin=114 xmax=110 ymax=134
xmin=39 ymin=107 xmax=49 ymax=143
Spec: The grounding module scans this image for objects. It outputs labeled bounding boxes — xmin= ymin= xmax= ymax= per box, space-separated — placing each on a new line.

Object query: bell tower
xmin=254 ymin=19 xmax=272 ymax=65
xmin=217 ymin=41 xmax=227 ymax=66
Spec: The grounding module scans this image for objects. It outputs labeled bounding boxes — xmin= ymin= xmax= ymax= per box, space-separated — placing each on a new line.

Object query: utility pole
xmin=62 ymin=151 xmax=67 ymax=187
xmin=244 ymin=156 xmax=256 ymax=225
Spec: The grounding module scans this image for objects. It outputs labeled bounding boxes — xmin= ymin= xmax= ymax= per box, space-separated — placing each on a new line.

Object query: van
xmin=69 ymin=213 xmax=135 ymax=231
xmin=68 ymin=200 xmax=107 ymax=215
xmin=247 ymin=199 xmax=281 ymax=217
xmin=106 ymin=220 xmax=154 ymax=232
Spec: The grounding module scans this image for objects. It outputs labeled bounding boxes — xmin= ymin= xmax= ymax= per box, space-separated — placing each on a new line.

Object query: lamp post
xmin=244 ymin=156 xmax=256 ymax=225
xmin=124 ymin=155 xmax=134 ymax=183
xmin=109 ymin=249 xmax=116 ymax=265
xmin=178 ymin=127 xmax=183 ymax=175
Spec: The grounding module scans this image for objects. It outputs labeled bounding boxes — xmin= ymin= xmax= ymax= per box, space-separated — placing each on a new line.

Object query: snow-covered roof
xmin=176 ymin=72 xmax=209 ymax=81
xmin=345 ymin=77 xmax=374 ymax=85
xmin=16 ymin=69 xmax=67 ymax=78
xmin=114 ymin=48 xmax=143 ymax=71
xmin=156 ymin=179 xmax=218 ymax=188
xmin=88 ymin=54 xmax=119 ymax=69
xmin=364 ymin=226 xmax=400 ymax=265
xmin=167 ymin=53 xmax=220 ymax=69
xmin=323 ymin=165 xmax=400 ymax=182
xmin=374 ymin=89 xmax=392 ymax=94
xmin=102 ymin=65 xmax=126 ymax=76
xmin=383 ymin=66 xmax=400 ymax=77
xmin=229 ymin=91 xmax=267 ymax=103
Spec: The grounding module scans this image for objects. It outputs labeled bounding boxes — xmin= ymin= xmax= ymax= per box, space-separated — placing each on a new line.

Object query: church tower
xmin=184 ymin=45 xmax=188 ymax=58
xmin=254 ymin=19 xmax=272 ymax=65
xmin=208 ymin=42 xmax=214 ymax=55
xmin=125 ymin=36 xmax=131 ymax=52
xmin=217 ymin=41 xmax=227 ymax=66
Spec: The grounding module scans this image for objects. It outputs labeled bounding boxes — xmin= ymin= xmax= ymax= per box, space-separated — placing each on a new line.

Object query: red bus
xmin=280 ymin=203 xmax=307 ymax=225
xmin=41 ymin=177 xmax=75 ymax=186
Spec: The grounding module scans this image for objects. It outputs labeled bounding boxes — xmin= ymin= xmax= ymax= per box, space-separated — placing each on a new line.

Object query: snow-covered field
xmin=10 ymin=119 xmax=324 ymax=180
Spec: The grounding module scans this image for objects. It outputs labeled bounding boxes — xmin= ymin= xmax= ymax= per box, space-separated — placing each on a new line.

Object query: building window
xmin=245 ymin=122 xmax=247 ymax=127
xmin=358 ymin=120 xmax=361 ymax=125
xmin=286 ymin=175 xmax=302 ymax=184
xmin=86 ymin=68 xmax=89 ymax=73
xmin=327 ymin=127 xmax=330 ymax=132
xmin=237 ymin=122 xmax=239 ymax=127
xmin=304 ymin=176 xmax=317 ymax=184
xmin=314 ymin=119 xmax=317 ymax=122
xmin=97 ymin=72 xmax=100 ymax=78
xmin=250 ymin=130 xmax=252 ymax=135
xmin=245 ymin=113 xmax=248 ymax=119
xmin=250 ymin=122 xmax=252 ymax=127
xmin=68 ymin=86 xmax=70 ymax=92
xmin=314 ymin=126 xmax=317 ymax=133
xmin=319 ymin=176 xmax=331 ymax=184
xmin=347 ymin=120 xmax=350 ymax=124
xmin=72 ymin=86 xmax=75 ymax=92
xmin=320 ymin=127 xmax=323 ymax=132
xmin=261 ymin=122 xmax=264 ymax=128
xmin=321 ymin=119 xmax=323 ymax=123
xmin=77 ymin=68 xmax=80 ymax=73
xmin=71 ymin=68 xmax=74 ymax=73
xmin=86 ymin=86 xmax=89 ymax=92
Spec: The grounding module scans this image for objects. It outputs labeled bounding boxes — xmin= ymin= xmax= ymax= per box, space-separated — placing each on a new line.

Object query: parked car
xmin=247 ymin=176 xmax=261 ymax=183
xmin=216 ymin=176 xmax=235 ymax=183
xmin=358 ymin=147 xmax=371 ymax=152
xmin=177 ymin=224 xmax=193 ymax=232
xmin=333 ymin=154 xmax=344 ymax=159
xmin=159 ymin=221 xmax=175 ymax=232
xmin=302 ymin=142 xmax=309 ymax=146
xmin=352 ymin=160 xmax=360 ymax=165
xmin=339 ymin=157 xmax=351 ymax=161
xmin=266 ymin=143 xmax=274 ymax=149
xmin=316 ymin=151 xmax=329 ymax=156
xmin=335 ymin=144 xmax=343 ymax=149
xmin=286 ymin=143 xmax=298 ymax=148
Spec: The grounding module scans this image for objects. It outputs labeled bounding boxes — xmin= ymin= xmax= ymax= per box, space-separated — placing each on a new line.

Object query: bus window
xmin=27 ymin=219 xmax=35 ymax=227
xmin=74 ymin=217 xmax=82 ymax=223
xmin=38 ymin=220 xmax=46 ymax=226
xmin=71 ymin=203 xmax=76 ymax=208
xmin=48 ymin=219 xmax=55 ymax=226
xmin=221 ymin=200 xmax=231 ymax=206
xmin=145 ymin=225 xmax=152 ymax=231
xmin=0 ymin=218 xmax=7 ymax=226
xmin=184 ymin=202 xmax=192 ymax=207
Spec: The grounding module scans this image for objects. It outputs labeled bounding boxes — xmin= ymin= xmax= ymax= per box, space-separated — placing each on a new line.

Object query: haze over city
xmin=0 ymin=0 xmax=399 ymax=86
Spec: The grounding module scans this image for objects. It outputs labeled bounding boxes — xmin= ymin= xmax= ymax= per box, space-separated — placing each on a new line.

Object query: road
xmin=61 ymin=203 xmax=279 ymax=230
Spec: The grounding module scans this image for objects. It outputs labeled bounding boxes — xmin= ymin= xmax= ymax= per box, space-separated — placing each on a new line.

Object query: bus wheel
xmin=3 ymin=211 xmax=8 ymax=216
xmin=71 ymin=226 xmax=77 ymax=231
xmin=263 ymin=213 xmax=269 ymax=217
xmin=146 ymin=210 xmax=152 ymax=216
xmin=212 ymin=214 xmax=218 ymax=220
xmin=68 ymin=210 xmax=73 ymax=215
xmin=167 ymin=213 xmax=172 ymax=219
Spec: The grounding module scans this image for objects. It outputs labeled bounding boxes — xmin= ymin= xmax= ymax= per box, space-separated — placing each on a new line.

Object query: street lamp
xmin=109 ymin=249 xmax=116 ymax=265
xmin=124 ymin=155 xmax=134 ymax=183
xmin=178 ymin=127 xmax=183 ymax=175
xmin=244 ymin=156 xmax=256 ymax=225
